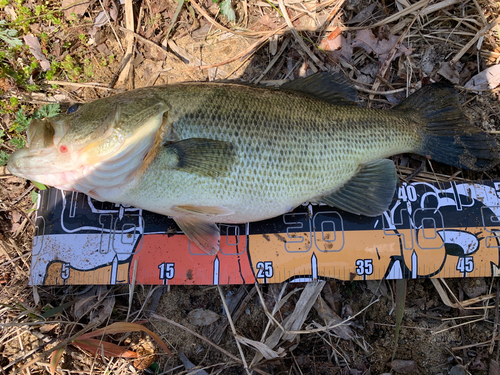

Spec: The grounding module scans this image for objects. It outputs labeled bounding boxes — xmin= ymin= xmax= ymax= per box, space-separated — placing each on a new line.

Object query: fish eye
xmin=67 ymin=103 xmax=82 ymax=114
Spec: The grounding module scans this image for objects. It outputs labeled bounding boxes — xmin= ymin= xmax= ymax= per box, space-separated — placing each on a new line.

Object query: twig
xmin=116 ymin=0 xmax=135 ymax=87
xmin=369 ymin=0 xmax=428 ymax=103
xmin=126 ymin=258 xmax=138 ymax=322
xmin=150 ymin=314 xmax=271 ymax=375
xmin=217 ymin=286 xmax=250 ymax=375
xmin=451 ymin=15 xmax=500 ymax=65
xmin=278 ymin=0 xmax=326 ymax=72
xmin=98 ymin=0 xmax=123 ymax=52
xmin=46 ymin=81 xmax=116 ymax=90
xmin=254 ymin=38 xmax=290 ymax=84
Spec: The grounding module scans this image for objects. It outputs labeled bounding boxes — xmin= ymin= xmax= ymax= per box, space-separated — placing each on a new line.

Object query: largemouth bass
xmin=7 ymin=73 xmax=500 ymax=254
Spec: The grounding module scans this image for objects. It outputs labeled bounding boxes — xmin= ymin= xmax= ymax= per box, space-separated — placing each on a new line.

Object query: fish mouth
xmin=7 ymin=141 xmax=81 ymax=189
xmin=7 ymin=110 xmax=167 ymax=195
xmin=7 ymin=118 xmax=82 ymax=187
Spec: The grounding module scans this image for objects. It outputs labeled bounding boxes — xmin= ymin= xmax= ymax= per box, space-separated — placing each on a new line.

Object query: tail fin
xmin=396 ymin=83 xmax=500 ymax=171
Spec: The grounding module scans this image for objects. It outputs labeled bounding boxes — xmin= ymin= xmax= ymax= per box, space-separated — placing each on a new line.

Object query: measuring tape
xmin=29 ymin=180 xmax=500 ymax=285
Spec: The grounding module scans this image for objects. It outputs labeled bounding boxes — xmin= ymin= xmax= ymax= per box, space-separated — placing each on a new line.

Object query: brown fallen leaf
xmin=23 ymin=34 xmax=51 ymax=71
xmin=352 ymin=29 xmax=412 ymax=65
xmin=187 ymin=308 xmax=221 ymax=326
xmin=319 ymin=27 xmax=342 ymax=52
xmin=437 ymin=61 xmax=460 ymax=84
xmin=464 ymin=63 xmax=500 ymax=91
xmin=62 ymin=0 xmax=91 ymax=21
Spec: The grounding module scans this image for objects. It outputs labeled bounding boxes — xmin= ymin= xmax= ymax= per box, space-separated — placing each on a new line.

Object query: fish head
xmin=8 ymin=92 xmax=170 ymax=194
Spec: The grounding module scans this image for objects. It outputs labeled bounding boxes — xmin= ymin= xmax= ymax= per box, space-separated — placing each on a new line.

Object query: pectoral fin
xmin=165 ymin=138 xmax=237 ymax=178
xmin=172 ymin=205 xmax=234 ymax=255
xmin=315 ymin=159 xmax=398 ymax=216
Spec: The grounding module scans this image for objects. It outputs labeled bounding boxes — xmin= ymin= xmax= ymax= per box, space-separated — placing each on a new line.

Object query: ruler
xmin=29 ymin=180 xmax=500 ymax=285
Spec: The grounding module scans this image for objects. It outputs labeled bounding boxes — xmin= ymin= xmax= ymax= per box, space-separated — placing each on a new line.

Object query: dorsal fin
xmin=280 ymin=72 xmax=358 ymax=106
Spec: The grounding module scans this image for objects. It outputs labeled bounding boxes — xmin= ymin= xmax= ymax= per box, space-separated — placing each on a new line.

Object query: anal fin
xmin=315 ymin=159 xmax=398 ymax=216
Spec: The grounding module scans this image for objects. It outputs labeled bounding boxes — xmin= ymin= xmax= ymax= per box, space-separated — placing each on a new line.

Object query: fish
xmin=7 ymin=73 xmax=500 ymax=254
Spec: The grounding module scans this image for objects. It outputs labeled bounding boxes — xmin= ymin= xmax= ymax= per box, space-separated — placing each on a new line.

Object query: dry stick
xmin=126 ymin=258 xmax=138 ymax=322
xmin=3 ymin=321 xmax=100 ymax=372
xmin=451 ymin=15 xmax=500 ymax=65
xmin=432 ymin=278 xmax=496 ymax=310
xmin=368 ymin=1 xmax=428 ymax=103
xmin=254 ymin=37 xmax=291 ymax=84
xmin=432 ymin=317 xmax=485 ymax=335
xmin=491 ymin=286 xmax=500 ymax=354
xmin=46 ymin=80 xmax=116 ymax=90
xmin=254 ymin=283 xmax=287 ymax=333
xmin=98 ymin=0 xmax=123 ymax=52
xmin=118 ymin=26 xmax=168 ymax=57
xmin=286 ymin=297 xmax=379 ymax=335
xmin=258 ymin=283 xmax=288 ymax=343
xmin=348 ymin=0 xmax=460 ymax=31
xmin=217 ymin=286 xmax=250 ymax=375
xmin=453 ymin=336 xmax=500 ymax=351
xmin=190 ymin=0 xmax=339 ymax=37
xmin=150 ymin=314 xmax=271 ymax=375
xmin=116 ymin=0 xmax=135 ymax=87
xmin=278 ymin=0 xmax=326 ymax=72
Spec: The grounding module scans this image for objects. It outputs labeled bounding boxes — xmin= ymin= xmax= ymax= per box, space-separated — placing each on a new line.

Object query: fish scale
xmin=110 ymin=84 xmax=419 ymax=221
xmin=8 ymin=73 xmax=499 ymax=255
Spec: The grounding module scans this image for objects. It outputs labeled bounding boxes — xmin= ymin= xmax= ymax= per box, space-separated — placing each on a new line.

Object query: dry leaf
xmin=345 ymin=3 xmax=377 ymax=24
xmin=490 ymin=359 xmax=500 ymax=375
xmin=187 ymin=308 xmax=220 ymax=326
xmin=93 ymin=11 xmax=110 ymax=28
xmin=23 ymin=34 xmax=51 ymax=71
xmin=40 ymin=323 xmax=59 ymax=333
xmin=179 ymin=352 xmax=210 ymax=375
xmin=464 ymin=63 xmax=500 ymax=91
xmin=72 ymin=339 xmax=138 ymax=358
xmin=352 ymin=29 xmax=411 ymax=65
xmin=319 ymin=28 xmax=342 ymax=52
xmin=437 ymin=61 xmax=460 ymax=84
xmin=62 ymin=0 xmax=91 ymax=21
xmin=314 ymin=296 xmax=354 ymax=341
xmin=236 ymin=335 xmax=285 ymax=359
xmin=73 ymin=286 xmax=115 ymax=325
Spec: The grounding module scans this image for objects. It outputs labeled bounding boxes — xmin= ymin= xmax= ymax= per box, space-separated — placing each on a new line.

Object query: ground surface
xmin=1 ymin=0 xmax=500 ymax=374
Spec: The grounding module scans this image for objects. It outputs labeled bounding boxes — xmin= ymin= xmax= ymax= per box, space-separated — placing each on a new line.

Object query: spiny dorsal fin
xmin=165 ymin=138 xmax=237 ymax=178
xmin=314 ymin=159 xmax=398 ymax=216
xmin=280 ymin=72 xmax=358 ymax=106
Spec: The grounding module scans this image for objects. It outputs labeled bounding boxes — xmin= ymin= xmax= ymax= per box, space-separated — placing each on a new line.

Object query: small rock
xmin=449 ymin=365 xmax=465 ymax=375
xmin=390 ymin=359 xmax=418 ymax=373
xmin=463 ymin=278 xmax=487 ymax=298
xmin=187 ymin=308 xmax=220 ymax=326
